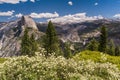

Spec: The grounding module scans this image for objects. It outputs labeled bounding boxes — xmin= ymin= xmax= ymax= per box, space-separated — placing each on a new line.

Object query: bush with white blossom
xmin=0 ymin=53 xmax=120 ymax=80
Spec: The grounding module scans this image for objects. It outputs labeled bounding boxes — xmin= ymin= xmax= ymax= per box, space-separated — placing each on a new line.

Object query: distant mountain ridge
xmin=0 ymin=16 xmax=120 ymax=57
xmin=37 ymin=19 xmax=120 ymax=44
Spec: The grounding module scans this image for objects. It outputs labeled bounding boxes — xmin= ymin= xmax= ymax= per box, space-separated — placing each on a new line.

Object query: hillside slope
xmin=37 ymin=19 xmax=120 ymax=45
xmin=0 ymin=16 xmax=44 ymax=57
xmin=73 ymin=50 xmax=120 ymax=69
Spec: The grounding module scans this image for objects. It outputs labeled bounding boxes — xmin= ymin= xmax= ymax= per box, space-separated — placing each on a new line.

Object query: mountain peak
xmin=20 ymin=15 xmax=38 ymax=30
xmin=0 ymin=15 xmax=43 ymax=57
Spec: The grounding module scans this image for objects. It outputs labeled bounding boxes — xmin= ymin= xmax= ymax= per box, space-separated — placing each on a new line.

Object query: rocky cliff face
xmin=0 ymin=16 xmax=42 ymax=57
xmin=21 ymin=16 xmax=38 ymax=30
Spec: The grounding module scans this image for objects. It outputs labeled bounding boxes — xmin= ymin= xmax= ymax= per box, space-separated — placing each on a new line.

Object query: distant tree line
xmin=87 ymin=26 xmax=120 ymax=56
xmin=21 ymin=22 xmax=120 ymax=57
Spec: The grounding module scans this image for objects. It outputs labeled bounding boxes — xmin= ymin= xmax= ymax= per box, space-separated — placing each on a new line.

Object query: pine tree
xmin=87 ymin=38 xmax=98 ymax=51
xmin=43 ymin=21 xmax=61 ymax=57
xmin=21 ymin=28 xmax=38 ymax=56
xmin=115 ymin=46 xmax=120 ymax=56
xmin=64 ymin=42 xmax=72 ymax=59
xmin=30 ymin=34 xmax=38 ymax=56
xmin=107 ymin=39 xmax=115 ymax=55
xmin=21 ymin=28 xmax=31 ymax=56
xmin=98 ymin=26 xmax=107 ymax=53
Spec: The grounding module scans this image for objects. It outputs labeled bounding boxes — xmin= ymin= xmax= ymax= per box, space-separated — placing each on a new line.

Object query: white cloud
xmin=0 ymin=10 xmax=15 ymax=16
xmin=15 ymin=13 xmax=23 ymax=18
xmin=30 ymin=12 xmax=59 ymax=18
xmin=48 ymin=13 xmax=104 ymax=24
xmin=0 ymin=0 xmax=35 ymax=4
xmin=8 ymin=16 xmax=14 ymax=19
xmin=94 ymin=3 xmax=98 ymax=6
xmin=30 ymin=0 xmax=35 ymax=2
xmin=113 ymin=14 xmax=120 ymax=18
xmin=68 ymin=1 xmax=73 ymax=6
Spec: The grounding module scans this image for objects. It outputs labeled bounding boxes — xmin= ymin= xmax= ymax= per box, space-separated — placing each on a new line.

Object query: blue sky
xmin=0 ymin=0 xmax=120 ymax=22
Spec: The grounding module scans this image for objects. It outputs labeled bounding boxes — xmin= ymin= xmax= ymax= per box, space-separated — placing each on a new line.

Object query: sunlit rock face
xmin=20 ymin=16 xmax=38 ymax=30
xmin=0 ymin=16 xmax=41 ymax=57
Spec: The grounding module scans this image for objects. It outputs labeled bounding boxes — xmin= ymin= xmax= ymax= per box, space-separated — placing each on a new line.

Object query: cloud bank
xmin=0 ymin=0 xmax=35 ymax=4
xmin=29 ymin=12 xmax=59 ymax=18
xmin=48 ymin=13 xmax=104 ymax=24
xmin=113 ymin=14 xmax=120 ymax=18
xmin=15 ymin=13 xmax=23 ymax=18
xmin=0 ymin=10 xmax=15 ymax=16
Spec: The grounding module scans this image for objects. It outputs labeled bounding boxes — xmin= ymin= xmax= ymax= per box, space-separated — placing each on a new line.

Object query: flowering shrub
xmin=73 ymin=50 xmax=120 ymax=69
xmin=0 ymin=54 xmax=120 ymax=80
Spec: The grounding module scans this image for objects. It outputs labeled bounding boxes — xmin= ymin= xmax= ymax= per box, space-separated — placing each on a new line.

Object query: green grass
xmin=73 ymin=50 xmax=120 ymax=69
xmin=0 ymin=58 xmax=7 ymax=63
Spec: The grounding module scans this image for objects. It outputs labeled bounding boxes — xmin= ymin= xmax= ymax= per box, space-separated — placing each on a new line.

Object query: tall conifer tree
xmin=21 ymin=29 xmax=38 ymax=56
xmin=30 ymin=34 xmax=38 ymax=56
xmin=21 ymin=28 xmax=31 ymax=55
xmin=98 ymin=26 xmax=107 ymax=53
xmin=64 ymin=42 xmax=72 ymax=59
xmin=115 ymin=46 xmax=120 ymax=56
xmin=107 ymin=39 xmax=115 ymax=55
xmin=43 ymin=21 xmax=61 ymax=57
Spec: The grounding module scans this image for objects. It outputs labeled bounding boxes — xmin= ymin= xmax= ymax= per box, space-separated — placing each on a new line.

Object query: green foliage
xmin=107 ymin=39 xmax=115 ymax=56
xmin=21 ymin=28 xmax=32 ymax=56
xmin=73 ymin=50 xmax=104 ymax=62
xmin=30 ymin=34 xmax=38 ymax=56
xmin=0 ymin=54 xmax=120 ymax=80
xmin=86 ymin=38 xmax=98 ymax=51
xmin=21 ymin=28 xmax=38 ymax=56
xmin=115 ymin=46 xmax=120 ymax=56
xmin=0 ymin=58 xmax=6 ymax=63
xmin=64 ymin=42 xmax=72 ymax=59
xmin=43 ymin=21 xmax=61 ymax=57
xmin=98 ymin=26 xmax=107 ymax=53
xmin=73 ymin=50 xmax=120 ymax=69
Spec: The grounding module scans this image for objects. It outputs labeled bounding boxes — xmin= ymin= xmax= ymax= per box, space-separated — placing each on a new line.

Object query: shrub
xmin=0 ymin=54 xmax=120 ymax=80
xmin=73 ymin=50 xmax=120 ymax=69
xmin=0 ymin=58 xmax=6 ymax=63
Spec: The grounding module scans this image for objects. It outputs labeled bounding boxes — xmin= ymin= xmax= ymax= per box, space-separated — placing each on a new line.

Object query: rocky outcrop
xmin=0 ymin=16 xmax=42 ymax=57
xmin=21 ymin=16 xmax=38 ymax=30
